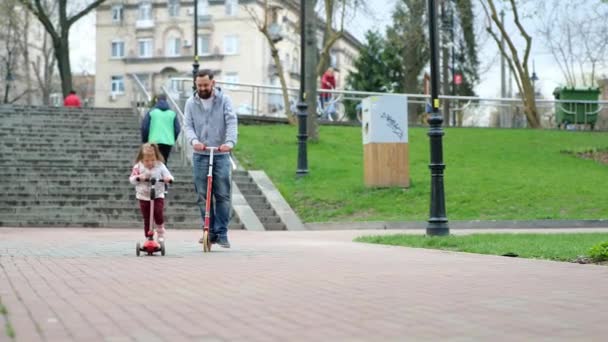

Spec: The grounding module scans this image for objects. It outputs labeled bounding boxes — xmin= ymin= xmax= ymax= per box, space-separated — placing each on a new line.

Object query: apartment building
xmin=94 ymin=0 xmax=361 ymax=112
xmin=0 ymin=4 xmax=59 ymax=106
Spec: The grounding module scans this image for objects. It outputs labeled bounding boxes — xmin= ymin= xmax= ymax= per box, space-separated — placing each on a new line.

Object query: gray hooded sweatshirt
xmin=184 ymin=88 xmax=238 ymax=155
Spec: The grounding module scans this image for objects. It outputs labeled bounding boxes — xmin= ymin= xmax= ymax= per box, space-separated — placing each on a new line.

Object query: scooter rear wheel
xmin=136 ymin=242 xmax=141 ymax=257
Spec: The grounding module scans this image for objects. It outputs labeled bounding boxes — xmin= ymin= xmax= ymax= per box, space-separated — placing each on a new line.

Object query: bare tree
xmin=480 ymin=0 xmax=540 ymax=128
xmin=19 ymin=0 xmax=106 ymax=97
xmin=315 ymin=0 xmax=348 ymax=76
xmin=244 ymin=0 xmax=296 ymax=123
xmin=31 ymin=29 xmax=58 ymax=105
xmin=537 ymin=0 xmax=608 ymax=87
xmin=1 ymin=0 xmax=33 ymax=104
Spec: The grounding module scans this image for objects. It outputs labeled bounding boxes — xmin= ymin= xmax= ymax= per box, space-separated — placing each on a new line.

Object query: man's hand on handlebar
xmin=218 ymin=144 xmax=232 ymax=153
xmin=193 ymin=142 xmax=206 ymax=152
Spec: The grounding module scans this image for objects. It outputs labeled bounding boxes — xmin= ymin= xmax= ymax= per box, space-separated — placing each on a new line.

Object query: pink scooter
xmin=136 ymin=178 xmax=171 ymax=256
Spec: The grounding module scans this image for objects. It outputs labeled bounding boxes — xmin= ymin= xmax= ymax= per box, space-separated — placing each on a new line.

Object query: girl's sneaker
xmin=157 ymin=225 xmax=166 ymax=242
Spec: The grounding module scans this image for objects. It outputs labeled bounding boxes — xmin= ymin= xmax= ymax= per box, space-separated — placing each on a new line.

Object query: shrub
xmin=587 ymin=241 xmax=608 ymax=262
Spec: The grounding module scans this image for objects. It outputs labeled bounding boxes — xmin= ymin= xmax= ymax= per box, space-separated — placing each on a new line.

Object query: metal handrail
xmin=160 ymin=85 xmax=192 ymax=166
xmin=129 ymin=73 xmax=192 ymax=166
xmin=166 ymin=77 xmax=608 ymax=105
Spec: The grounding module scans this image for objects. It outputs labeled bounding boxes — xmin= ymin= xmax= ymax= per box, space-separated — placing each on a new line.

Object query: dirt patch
xmin=576 ymin=150 xmax=608 ymax=164
xmin=572 ymin=256 xmax=608 ymax=266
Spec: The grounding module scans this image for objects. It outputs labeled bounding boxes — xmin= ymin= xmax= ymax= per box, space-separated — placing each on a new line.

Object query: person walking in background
xmin=63 ymin=90 xmax=82 ymax=108
xmin=141 ymin=94 xmax=181 ymax=164
xmin=319 ymin=66 xmax=336 ymax=109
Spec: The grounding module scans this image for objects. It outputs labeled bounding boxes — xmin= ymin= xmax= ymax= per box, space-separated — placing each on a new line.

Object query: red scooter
xmin=201 ymin=147 xmax=218 ymax=253
xmin=136 ymin=178 xmax=171 ymax=256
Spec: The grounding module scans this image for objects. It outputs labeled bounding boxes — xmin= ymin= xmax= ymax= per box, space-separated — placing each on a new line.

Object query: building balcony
xmin=197 ymin=15 xmax=213 ymax=29
xmin=124 ymin=54 xmax=224 ymax=64
xmin=135 ymin=19 xmax=154 ymax=29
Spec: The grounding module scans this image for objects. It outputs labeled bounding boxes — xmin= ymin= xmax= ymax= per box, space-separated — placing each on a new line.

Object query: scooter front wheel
xmin=160 ymin=241 xmax=166 ymax=256
xmin=136 ymin=242 xmax=141 ymax=257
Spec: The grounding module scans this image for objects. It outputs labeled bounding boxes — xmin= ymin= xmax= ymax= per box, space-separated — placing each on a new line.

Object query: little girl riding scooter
xmin=129 ymin=143 xmax=174 ymax=245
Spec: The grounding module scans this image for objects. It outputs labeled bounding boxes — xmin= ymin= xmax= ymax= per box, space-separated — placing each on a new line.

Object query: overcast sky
xmin=69 ymin=0 xmax=604 ymax=99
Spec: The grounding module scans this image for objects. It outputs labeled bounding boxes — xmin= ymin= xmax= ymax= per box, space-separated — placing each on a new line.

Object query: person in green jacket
xmin=141 ymin=94 xmax=181 ymax=164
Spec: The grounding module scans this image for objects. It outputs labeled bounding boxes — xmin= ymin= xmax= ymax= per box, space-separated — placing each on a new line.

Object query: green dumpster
xmin=553 ymin=87 xmax=601 ymax=130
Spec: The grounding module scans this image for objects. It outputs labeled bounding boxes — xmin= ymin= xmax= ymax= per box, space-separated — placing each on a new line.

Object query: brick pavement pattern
xmin=1 ymin=228 xmax=607 ymax=341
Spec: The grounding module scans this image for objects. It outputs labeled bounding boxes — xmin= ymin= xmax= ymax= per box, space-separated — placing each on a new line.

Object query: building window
xmin=111 ymin=5 xmax=123 ymax=23
xmin=111 ymin=40 xmax=124 ymax=58
xmin=111 ymin=76 xmax=125 ymax=94
xmin=138 ymin=1 xmax=152 ymax=20
xmin=223 ymin=35 xmax=239 ymax=55
xmin=138 ymin=39 xmax=153 ymax=58
xmin=197 ymin=0 xmax=208 ymax=15
xmin=329 ymin=51 xmax=338 ymax=68
xmin=168 ymin=0 xmax=179 ymax=17
xmin=166 ymin=36 xmax=181 ymax=57
xmin=225 ymin=0 xmax=238 ymax=16
xmin=198 ymin=35 xmax=211 ymax=55
xmin=223 ymin=72 xmax=239 ymax=89
xmin=169 ymin=79 xmax=183 ymax=93
xmin=291 ymin=49 xmax=299 ymax=73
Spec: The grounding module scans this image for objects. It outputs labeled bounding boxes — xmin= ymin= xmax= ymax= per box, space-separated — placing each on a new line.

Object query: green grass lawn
xmin=234 ymin=125 xmax=608 ymax=223
xmin=354 ymin=233 xmax=608 ymax=262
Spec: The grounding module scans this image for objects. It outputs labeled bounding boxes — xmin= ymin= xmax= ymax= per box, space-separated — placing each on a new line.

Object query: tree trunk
xmin=55 ymin=33 xmax=72 ymax=97
xmin=305 ymin=0 xmax=319 ymax=141
xmin=521 ymin=81 xmax=540 ymax=128
xmin=269 ymin=47 xmax=296 ymax=124
xmin=441 ymin=1 xmax=451 ymax=125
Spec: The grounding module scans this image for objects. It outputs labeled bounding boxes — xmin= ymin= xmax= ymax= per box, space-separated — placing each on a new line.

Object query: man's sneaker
xmin=198 ymin=233 xmax=218 ymax=244
xmin=217 ymin=236 xmax=230 ymax=248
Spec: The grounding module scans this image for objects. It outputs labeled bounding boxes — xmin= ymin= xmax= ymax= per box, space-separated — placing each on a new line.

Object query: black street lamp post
xmin=192 ymin=0 xmax=199 ymax=90
xmin=296 ymin=0 xmax=308 ymax=177
xmin=426 ymin=0 xmax=449 ymax=236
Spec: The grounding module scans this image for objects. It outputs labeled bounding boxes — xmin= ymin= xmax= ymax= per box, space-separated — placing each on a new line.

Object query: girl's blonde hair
xmin=135 ymin=143 xmax=165 ymax=164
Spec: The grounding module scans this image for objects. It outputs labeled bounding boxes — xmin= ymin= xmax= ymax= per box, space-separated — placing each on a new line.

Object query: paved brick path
xmin=1 ymin=228 xmax=607 ymax=341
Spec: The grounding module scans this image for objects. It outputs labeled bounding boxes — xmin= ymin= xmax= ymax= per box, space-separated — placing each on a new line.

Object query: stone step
xmin=0 ymin=136 xmax=140 ymax=142
xmin=5 ymin=184 xmax=197 ymax=192
xmin=258 ymin=216 xmax=282 ymax=223
xmin=249 ymin=202 xmax=272 ymax=211
xmin=262 ymin=222 xmax=286 ymax=231
xmin=0 ymin=220 xmax=245 ymax=230
xmin=1 ymin=122 xmax=138 ymax=129
xmin=1 ymin=214 xmax=207 ymax=223
xmin=239 ymin=188 xmax=263 ymax=197
xmin=1 ymin=114 xmax=137 ymax=120
xmin=2 ymin=171 xmax=194 ymax=178
xmin=1 ymin=193 xmax=199 ymax=202
xmin=2 ymin=147 xmax=143 ymax=154
xmin=244 ymin=195 xmax=268 ymax=204
xmin=251 ymin=208 xmax=276 ymax=218
xmin=0 ymin=205 xmax=210 ymax=214
xmin=0 ymin=197 xmax=199 ymax=206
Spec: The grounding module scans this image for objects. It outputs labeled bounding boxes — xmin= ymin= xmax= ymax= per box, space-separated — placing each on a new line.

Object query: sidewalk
xmin=1 ymin=228 xmax=607 ymax=341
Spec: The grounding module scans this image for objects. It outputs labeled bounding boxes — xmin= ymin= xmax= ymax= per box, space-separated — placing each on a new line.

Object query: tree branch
xmin=509 ymin=0 xmax=531 ymax=69
xmin=67 ymin=0 xmax=106 ymax=28
xmin=19 ymin=0 xmax=59 ymax=42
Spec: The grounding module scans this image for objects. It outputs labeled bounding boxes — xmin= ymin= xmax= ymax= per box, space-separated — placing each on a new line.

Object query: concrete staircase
xmin=232 ymin=170 xmax=286 ymax=230
xmin=0 ymin=105 xmax=244 ymax=229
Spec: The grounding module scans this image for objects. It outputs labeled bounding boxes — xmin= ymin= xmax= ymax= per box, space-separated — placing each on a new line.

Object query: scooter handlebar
xmin=135 ymin=177 xmax=173 ymax=184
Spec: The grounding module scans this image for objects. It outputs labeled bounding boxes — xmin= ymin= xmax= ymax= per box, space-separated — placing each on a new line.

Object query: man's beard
xmin=199 ymin=89 xmax=212 ymax=99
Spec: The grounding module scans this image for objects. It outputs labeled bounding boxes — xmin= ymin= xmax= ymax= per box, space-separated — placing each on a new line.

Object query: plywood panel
xmin=363 ymin=143 xmax=409 ymax=187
